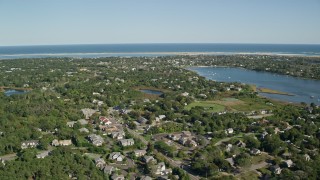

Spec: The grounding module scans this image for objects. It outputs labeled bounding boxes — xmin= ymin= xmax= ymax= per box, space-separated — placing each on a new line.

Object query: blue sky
xmin=0 ymin=0 xmax=320 ymax=45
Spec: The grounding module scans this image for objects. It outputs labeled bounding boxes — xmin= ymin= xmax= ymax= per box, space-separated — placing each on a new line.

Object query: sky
xmin=0 ymin=0 xmax=320 ymax=46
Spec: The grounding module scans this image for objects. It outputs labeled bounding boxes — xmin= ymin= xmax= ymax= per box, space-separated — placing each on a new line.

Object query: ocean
xmin=0 ymin=43 xmax=320 ymax=59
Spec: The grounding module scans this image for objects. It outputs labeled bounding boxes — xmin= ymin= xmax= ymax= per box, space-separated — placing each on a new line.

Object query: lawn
xmin=185 ymin=101 xmax=226 ymax=112
xmin=237 ymin=171 xmax=260 ymax=180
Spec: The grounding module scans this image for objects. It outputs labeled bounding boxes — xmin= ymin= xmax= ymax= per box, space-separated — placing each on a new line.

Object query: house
xmin=225 ymin=128 xmax=234 ymax=135
xmin=103 ymin=165 xmax=114 ymax=175
xmin=111 ymin=174 xmax=125 ymax=180
xmin=52 ymin=139 xmax=72 ymax=146
xmin=81 ymin=108 xmax=97 ymax=119
xmin=143 ymin=155 xmax=156 ymax=164
xmin=99 ymin=116 xmax=112 ymax=126
xmin=66 ymin=121 xmax=77 ymax=128
xmin=304 ymin=154 xmax=311 ymax=161
xmin=36 ymin=151 xmax=51 ymax=159
xmin=154 ymin=162 xmax=166 ymax=175
xmin=181 ymin=131 xmax=192 ymax=137
xmin=270 ymin=165 xmax=282 ymax=174
xmin=156 ymin=115 xmax=166 ymax=122
xmin=138 ymin=117 xmax=148 ymax=124
xmin=140 ymin=176 xmax=152 ymax=180
xmin=168 ymin=134 xmax=181 ymax=141
xmin=162 ymin=168 xmax=173 ymax=175
xmin=250 ymin=148 xmax=261 ymax=155
xmin=78 ymin=119 xmax=88 ymax=125
xmin=225 ymin=158 xmax=235 ymax=166
xmin=261 ymin=131 xmax=269 ymax=139
xmin=186 ymin=139 xmax=197 ymax=147
xmin=119 ymin=138 xmax=134 ymax=147
xmin=111 ymin=131 xmax=125 ymax=140
xmin=235 ymin=140 xmax=246 ymax=148
xmin=79 ymin=127 xmax=89 ymax=133
xmin=109 ymin=152 xmax=124 ymax=162
xmin=0 ymin=158 xmax=5 ymax=165
xmin=21 ymin=140 xmax=39 ymax=149
xmin=102 ymin=126 xmax=119 ymax=134
xmin=181 ymin=92 xmax=189 ymax=96
xmin=153 ymin=162 xmax=170 ymax=176
xmin=88 ymin=134 xmax=104 ymax=146
xmin=226 ymin=144 xmax=233 ymax=152
xmin=134 ymin=149 xmax=147 ymax=157
xmin=94 ymin=158 xmax=106 ymax=170
xmin=284 ymin=159 xmax=294 ymax=168
xmin=179 ymin=137 xmax=189 ymax=145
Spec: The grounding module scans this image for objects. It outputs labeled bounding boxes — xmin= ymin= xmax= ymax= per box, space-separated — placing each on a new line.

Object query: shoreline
xmin=1 ymin=51 xmax=320 ymax=58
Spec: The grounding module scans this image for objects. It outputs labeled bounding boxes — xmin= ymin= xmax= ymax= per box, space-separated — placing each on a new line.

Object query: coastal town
xmin=0 ymin=55 xmax=319 ymax=179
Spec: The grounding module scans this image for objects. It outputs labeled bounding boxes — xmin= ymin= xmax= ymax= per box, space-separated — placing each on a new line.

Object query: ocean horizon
xmin=1 ymin=43 xmax=320 ymax=59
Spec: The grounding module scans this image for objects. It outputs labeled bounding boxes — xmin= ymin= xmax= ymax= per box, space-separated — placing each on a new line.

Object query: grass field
xmin=238 ymin=171 xmax=260 ymax=180
xmin=185 ymin=101 xmax=226 ymax=112
xmin=185 ymin=97 xmax=274 ymax=113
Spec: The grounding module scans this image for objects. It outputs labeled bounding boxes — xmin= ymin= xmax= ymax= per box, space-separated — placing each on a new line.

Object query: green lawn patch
xmin=185 ymin=101 xmax=226 ymax=112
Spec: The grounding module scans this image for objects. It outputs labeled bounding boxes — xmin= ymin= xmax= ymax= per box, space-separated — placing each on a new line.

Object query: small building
xmin=284 ymin=159 xmax=294 ymax=168
xmin=109 ymin=152 xmax=124 ymax=162
xmin=179 ymin=137 xmax=189 ymax=145
xmin=119 ymin=138 xmax=134 ymax=147
xmin=111 ymin=174 xmax=125 ymax=180
xmin=140 ymin=176 xmax=152 ymax=180
xmin=235 ymin=140 xmax=246 ymax=148
xmin=52 ymin=139 xmax=72 ymax=146
xmin=78 ymin=119 xmax=88 ymax=125
xmin=79 ymin=127 xmax=89 ymax=133
xmin=153 ymin=162 xmax=171 ymax=176
xmin=94 ymin=158 xmax=106 ymax=170
xmin=81 ymin=108 xmax=97 ymax=119
xmin=181 ymin=92 xmax=189 ymax=97
xmin=134 ymin=149 xmax=147 ymax=157
xmin=186 ymin=139 xmax=197 ymax=147
xmin=154 ymin=162 xmax=166 ymax=175
xmin=181 ymin=131 xmax=192 ymax=137
xmin=103 ymin=165 xmax=114 ymax=175
xmin=168 ymin=134 xmax=181 ymax=141
xmin=21 ymin=140 xmax=39 ymax=149
xmin=88 ymin=134 xmax=104 ymax=146
xmin=270 ymin=165 xmax=282 ymax=175
xmin=138 ymin=117 xmax=148 ymax=124
xmin=225 ymin=128 xmax=234 ymax=135
xmin=304 ymin=154 xmax=311 ymax=161
xmin=111 ymin=131 xmax=125 ymax=140
xmin=143 ymin=155 xmax=156 ymax=164
xmin=225 ymin=158 xmax=235 ymax=167
xmin=250 ymin=148 xmax=261 ymax=155
xmin=226 ymin=144 xmax=233 ymax=152
xmin=156 ymin=115 xmax=166 ymax=122
xmin=99 ymin=116 xmax=112 ymax=126
xmin=66 ymin=121 xmax=77 ymax=128
xmin=36 ymin=151 xmax=51 ymax=159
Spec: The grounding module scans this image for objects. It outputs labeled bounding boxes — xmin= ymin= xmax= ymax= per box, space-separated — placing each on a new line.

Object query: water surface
xmin=140 ymin=89 xmax=163 ymax=95
xmin=4 ymin=89 xmax=28 ymax=96
xmin=189 ymin=67 xmax=320 ymax=105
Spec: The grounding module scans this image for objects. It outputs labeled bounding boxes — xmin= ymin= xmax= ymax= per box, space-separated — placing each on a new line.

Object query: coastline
xmin=1 ymin=51 xmax=320 ymax=59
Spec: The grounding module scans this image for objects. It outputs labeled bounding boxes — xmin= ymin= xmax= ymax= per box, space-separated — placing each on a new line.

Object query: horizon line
xmin=1 ymin=42 xmax=320 ymax=47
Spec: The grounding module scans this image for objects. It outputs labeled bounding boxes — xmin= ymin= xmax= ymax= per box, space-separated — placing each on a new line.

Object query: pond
xmin=140 ymin=89 xmax=163 ymax=95
xmin=189 ymin=67 xmax=320 ymax=105
xmin=4 ymin=89 xmax=29 ymax=96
